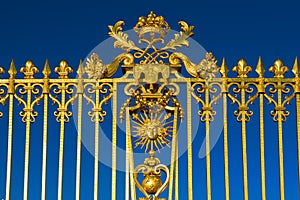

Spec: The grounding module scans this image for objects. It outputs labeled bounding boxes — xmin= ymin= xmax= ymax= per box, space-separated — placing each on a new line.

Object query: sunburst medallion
xmin=132 ymin=106 xmax=173 ymax=153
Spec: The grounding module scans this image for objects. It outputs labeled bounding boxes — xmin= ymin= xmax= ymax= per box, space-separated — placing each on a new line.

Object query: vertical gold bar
xmin=241 ymin=83 xmax=249 ymax=200
xmin=187 ymin=81 xmax=193 ymax=200
xmin=126 ymin=107 xmax=136 ymax=200
xmin=125 ymin=107 xmax=130 ymax=200
xmin=57 ymin=84 xmax=66 ymax=200
xmin=5 ymin=94 xmax=14 ymax=200
xmin=75 ymin=94 xmax=83 ymax=200
xmin=41 ymin=94 xmax=49 ymax=200
xmin=175 ymin=138 xmax=179 ymax=200
xmin=168 ymin=108 xmax=178 ymax=200
xmin=223 ymin=94 xmax=230 ymax=200
xmin=23 ymin=84 xmax=32 ymax=200
xmin=259 ymin=94 xmax=266 ymax=200
xmin=111 ymin=82 xmax=117 ymax=200
xmin=205 ymin=85 xmax=211 ymax=200
xmin=94 ymin=82 xmax=100 ymax=200
xmin=206 ymin=120 xmax=211 ymax=200
xmin=277 ymin=83 xmax=285 ymax=200
xmin=296 ymin=94 xmax=300 ymax=195
xmin=128 ymin=118 xmax=136 ymax=200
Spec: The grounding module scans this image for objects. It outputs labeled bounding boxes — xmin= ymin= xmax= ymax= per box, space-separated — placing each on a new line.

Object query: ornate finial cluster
xmin=134 ymin=11 xmax=170 ymax=41
xmin=85 ymin=53 xmax=107 ymax=79
xmin=196 ymin=52 xmax=220 ymax=80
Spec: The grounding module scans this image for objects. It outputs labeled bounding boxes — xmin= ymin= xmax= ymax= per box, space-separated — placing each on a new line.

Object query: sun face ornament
xmin=132 ymin=107 xmax=173 ymax=153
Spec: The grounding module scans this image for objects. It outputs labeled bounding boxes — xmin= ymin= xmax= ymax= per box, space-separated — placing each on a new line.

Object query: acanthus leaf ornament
xmin=109 ymin=21 xmax=141 ymax=52
xmin=162 ymin=21 xmax=194 ymax=50
xmin=169 ymin=52 xmax=220 ymax=79
xmin=85 ymin=53 xmax=107 ymax=79
xmin=195 ymin=52 xmax=220 ymax=80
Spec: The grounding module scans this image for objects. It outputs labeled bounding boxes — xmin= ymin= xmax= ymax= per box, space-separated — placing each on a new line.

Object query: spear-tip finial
xmin=8 ymin=59 xmax=17 ymax=78
xmin=292 ymin=56 xmax=300 ymax=78
xmin=220 ymin=58 xmax=228 ymax=78
xmin=42 ymin=59 xmax=51 ymax=78
xmin=76 ymin=59 xmax=85 ymax=78
xmin=255 ymin=56 xmax=265 ymax=78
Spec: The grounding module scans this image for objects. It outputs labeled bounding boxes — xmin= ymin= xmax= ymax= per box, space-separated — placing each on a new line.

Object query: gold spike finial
xmin=8 ymin=59 xmax=17 ymax=79
xmin=42 ymin=59 xmax=51 ymax=78
xmin=219 ymin=58 xmax=228 ymax=78
xmin=76 ymin=60 xmax=85 ymax=78
xmin=292 ymin=57 xmax=300 ymax=78
xmin=269 ymin=59 xmax=288 ymax=78
xmin=255 ymin=57 xmax=265 ymax=78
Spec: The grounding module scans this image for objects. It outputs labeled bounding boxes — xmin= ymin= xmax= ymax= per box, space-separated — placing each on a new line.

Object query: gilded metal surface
xmin=0 ymin=12 xmax=299 ymax=200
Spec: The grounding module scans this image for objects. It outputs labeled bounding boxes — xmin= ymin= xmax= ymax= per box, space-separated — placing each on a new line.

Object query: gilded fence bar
xmin=220 ymin=58 xmax=230 ymax=200
xmin=76 ymin=61 xmax=84 ymax=200
xmin=256 ymin=57 xmax=267 ymax=200
xmin=41 ymin=60 xmax=51 ymax=200
xmin=187 ymin=80 xmax=193 ymax=200
xmin=5 ymin=60 xmax=16 ymax=200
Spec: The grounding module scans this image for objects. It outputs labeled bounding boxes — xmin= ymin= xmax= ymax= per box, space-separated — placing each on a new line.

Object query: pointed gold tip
xmin=42 ymin=59 xmax=51 ymax=78
xmin=292 ymin=56 xmax=300 ymax=78
xmin=220 ymin=58 xmax=228 ymax=78
xmin=77 ymin=59 xmax=85 ymax=78
xmin=8 ymin=59 xmax=17 ymax=78
xmin=255 ymin=57 xmax=265 ymax=78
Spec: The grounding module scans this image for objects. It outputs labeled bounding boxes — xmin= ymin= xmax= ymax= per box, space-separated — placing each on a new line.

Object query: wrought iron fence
xmin=0 ymin=11 xmax=299 ymax=200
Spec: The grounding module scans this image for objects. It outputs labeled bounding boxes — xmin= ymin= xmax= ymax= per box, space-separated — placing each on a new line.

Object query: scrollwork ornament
xmin=227 ymin=81 xmax=259 ymax=122
xmin=49 ymin=82 xmax=78 ymax=123
xmin=191 ymin=81 xmax=223 ymax=122
xmin=83 ymin=82 xmax=113 ymax=123
xmin=14 ymin=82 xmax=44 ymax=123
xmin=264 ymin=82 xmax=294 ymax=122
xmin=0 ymin=82 xmax=9 ymax=118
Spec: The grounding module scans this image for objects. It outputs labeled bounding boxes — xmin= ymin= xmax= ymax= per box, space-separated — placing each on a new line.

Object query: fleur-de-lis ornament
xmin=232 ymin=59 xmax=252 ymax=78
xmin=269 ymin=59 xmax=288 ymax=78
xmin=54 ymin=60 xmax=73 ymax=78
xmin=20 ymin=60 xmax=39 ymax=79
xmin=0 ymin=66 xmax=4 ymax=75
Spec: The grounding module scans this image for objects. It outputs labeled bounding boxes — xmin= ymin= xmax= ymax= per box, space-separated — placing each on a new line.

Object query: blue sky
xmin=0 ymin=0 xmax=300 ymax=199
